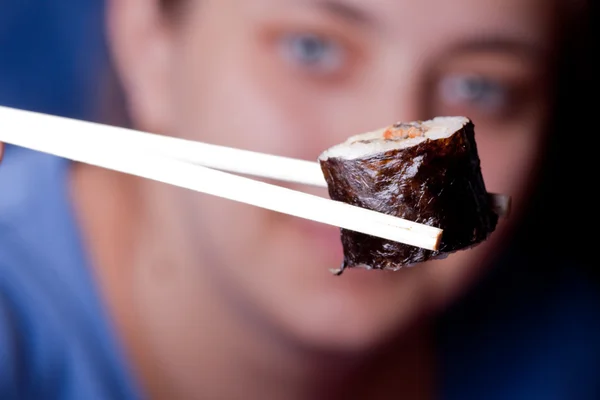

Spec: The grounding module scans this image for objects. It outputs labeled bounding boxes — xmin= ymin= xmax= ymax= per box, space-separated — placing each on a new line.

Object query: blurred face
xmin=111 ymin=0 xmax=559 ymax=350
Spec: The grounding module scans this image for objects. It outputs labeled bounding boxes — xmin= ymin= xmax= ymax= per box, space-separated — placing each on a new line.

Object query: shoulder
xmin=0 ymin=245 xmax=140 ymax=399
xmin=0 ymin=256 xmax=140 ymax=400
xmin=0 ymin=257 xmax=69 ymax=399
xmin=0 ymin=147 xmax=141 ymax=400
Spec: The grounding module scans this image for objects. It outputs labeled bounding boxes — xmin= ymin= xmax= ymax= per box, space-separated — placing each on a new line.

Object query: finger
xmin=0 ymin=142 xmax=4 ymax=164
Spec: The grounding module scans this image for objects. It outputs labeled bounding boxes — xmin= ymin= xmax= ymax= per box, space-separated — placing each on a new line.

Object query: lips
xmin=295 ymin=219 xmax=344 ymax=261
xmin=266 ymin=181 xmax=344 ymax=262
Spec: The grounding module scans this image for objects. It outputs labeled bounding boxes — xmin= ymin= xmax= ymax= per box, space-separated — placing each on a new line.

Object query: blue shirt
xmin=0 ymin=146 xmax=141 ymax=400
xmin=437 ymin=253 xmax=600 ymax=399
xmin=1 ymin=145 xmax=599 ymax=399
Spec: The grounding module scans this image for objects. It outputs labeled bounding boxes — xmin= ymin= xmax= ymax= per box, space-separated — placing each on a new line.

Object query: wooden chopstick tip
xmin=489 ymin=193 xmax=512 ymax=218
xmin=431 ymin=230 xmax=443 ymax=252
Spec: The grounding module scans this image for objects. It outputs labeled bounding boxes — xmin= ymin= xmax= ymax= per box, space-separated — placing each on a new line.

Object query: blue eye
xmin=439 ymin=74 xmax=508 ymax=112
xmin=279 ymin=33 xmax=345 ymax=74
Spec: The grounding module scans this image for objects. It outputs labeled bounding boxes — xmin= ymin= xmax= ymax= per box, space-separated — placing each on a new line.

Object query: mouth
xmin=294 ymin=219 xmax=345 ymax=262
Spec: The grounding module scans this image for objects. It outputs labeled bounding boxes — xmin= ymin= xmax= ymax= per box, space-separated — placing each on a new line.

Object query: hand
xmin=0 ymin=142 xmax=3 ymax=164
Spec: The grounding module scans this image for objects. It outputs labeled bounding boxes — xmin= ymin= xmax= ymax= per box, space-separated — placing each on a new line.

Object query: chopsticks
xmin=27 ymin=108 xmax=508 ymax=217
xmin=129 ymin=127 xmax=511 ymax=217
xmin=0 ymin=106 xmax=442 ymax=251
xmin=135 ymin=121 xmax=510 ymax=218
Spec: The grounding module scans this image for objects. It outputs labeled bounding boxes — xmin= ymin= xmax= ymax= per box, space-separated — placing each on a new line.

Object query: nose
xmin=302 ymin=76 xmax=426 ymax=161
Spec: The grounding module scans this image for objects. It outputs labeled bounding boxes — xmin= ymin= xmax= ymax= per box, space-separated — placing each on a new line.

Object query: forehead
xmin=253 ymin=0 xmax=552 ymax=24
xmin=242 ymin=0 xmax=557 ymax=50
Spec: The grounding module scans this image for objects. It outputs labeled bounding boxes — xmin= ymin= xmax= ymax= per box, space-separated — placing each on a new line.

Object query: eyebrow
xmin=305 ymin=0 xmax=378 ymax=27
xmin=448 ymin=37 xmax=549 ymax=61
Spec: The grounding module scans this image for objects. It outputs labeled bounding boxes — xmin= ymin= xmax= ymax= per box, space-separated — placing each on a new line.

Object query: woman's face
xmin=111 ymin=0 xmax=558 ymax=349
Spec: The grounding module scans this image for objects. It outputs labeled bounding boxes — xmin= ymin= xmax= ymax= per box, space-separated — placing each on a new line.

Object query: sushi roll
xmin=318 ymin=116 xmax=498 ymax=275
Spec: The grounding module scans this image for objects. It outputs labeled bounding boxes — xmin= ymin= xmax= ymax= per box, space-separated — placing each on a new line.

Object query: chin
xmin=271 ymin=265 xmax=439 ymax=354
xmin=225 ymin=227 xmax=497 ymax=354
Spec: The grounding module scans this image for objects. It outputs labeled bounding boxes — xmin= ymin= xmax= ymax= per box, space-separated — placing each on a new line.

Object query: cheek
xmin=165 ymin=39 xmax=303 ymax=263
xmin=186 ymin=194 xmax=276 ymax=263
xmin=477 ymin=123 xmax=544 ymax=208
xmin=420 ymin=122 xmax=546 ymax=307
xmin=168 ymin=33 xmax=315 ymax=161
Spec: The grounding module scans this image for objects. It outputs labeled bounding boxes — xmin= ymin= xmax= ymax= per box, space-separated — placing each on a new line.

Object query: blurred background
xmin=0 ymin=0 xmax=126 ymax=125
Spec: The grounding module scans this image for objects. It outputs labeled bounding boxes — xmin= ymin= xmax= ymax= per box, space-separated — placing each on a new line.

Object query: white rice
xmin=319 ymin=116 xmax=469 ymax=161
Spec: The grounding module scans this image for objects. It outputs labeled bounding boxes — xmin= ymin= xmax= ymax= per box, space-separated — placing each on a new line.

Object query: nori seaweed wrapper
xmin=318 ymin=117 xmax=498 ymax=274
